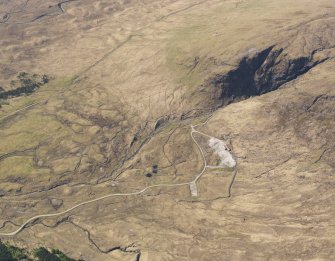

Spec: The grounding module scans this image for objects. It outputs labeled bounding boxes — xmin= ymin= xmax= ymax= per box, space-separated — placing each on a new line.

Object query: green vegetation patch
xmin=0 ymin=111 xmax=72 ymax=154
xmin=0 ymin=241 xmax=83 ymax=261
xmin=0 ymin=156 xmax=51 ymax=182
xmin=34 ymin=247 xmax=78 ymax=261
xmin=0 ymin=241 xmax=30 ymax=261
xmin=0 ymin=72 xmax=51 ymax=101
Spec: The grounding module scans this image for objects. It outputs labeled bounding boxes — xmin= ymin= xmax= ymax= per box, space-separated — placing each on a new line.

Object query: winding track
xmin=0 ymin=117 xmax=236 ymax=236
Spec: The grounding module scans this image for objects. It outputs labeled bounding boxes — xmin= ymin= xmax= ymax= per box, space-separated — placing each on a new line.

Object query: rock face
xmin=211 ymin=45 xmax=331 ymax=106
xmin=194 ymin=17 xmax=335 ymax=109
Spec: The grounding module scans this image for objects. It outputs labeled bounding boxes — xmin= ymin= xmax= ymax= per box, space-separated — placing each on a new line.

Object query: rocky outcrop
xmin=211 ymin=45 xmax=330 ymax=106
xmin=49 ymin=198 xmax=63 ymax=210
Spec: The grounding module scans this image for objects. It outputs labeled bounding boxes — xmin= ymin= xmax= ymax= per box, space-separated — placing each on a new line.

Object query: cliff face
xmin=211 ymin=45 xmax=328 ymax=104
xmin=188 ymin=16 xmax=335 ymax=109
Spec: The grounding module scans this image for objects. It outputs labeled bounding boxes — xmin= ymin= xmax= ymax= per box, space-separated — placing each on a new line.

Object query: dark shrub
xmin=0 ymin=241 xmax=14 ymax=261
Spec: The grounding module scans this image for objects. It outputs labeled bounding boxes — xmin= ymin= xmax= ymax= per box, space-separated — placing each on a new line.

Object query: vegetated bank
xmin=0 ymin=72 xmax=50 ymax=101
xmin=0 ymin=240 xmax=83 ymax=261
